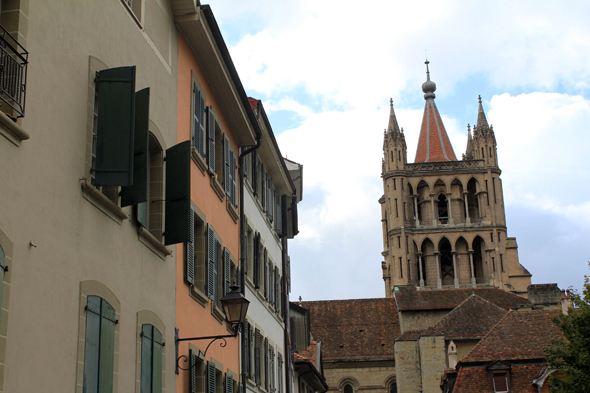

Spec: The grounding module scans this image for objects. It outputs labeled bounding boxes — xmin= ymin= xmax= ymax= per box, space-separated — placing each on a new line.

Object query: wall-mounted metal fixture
xmin=175 ymin=285 xmax=249 ymax=374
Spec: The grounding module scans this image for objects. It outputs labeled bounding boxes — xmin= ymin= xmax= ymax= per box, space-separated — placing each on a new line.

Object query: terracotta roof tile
xmin=301 ymin=298 xmax=400 ymax=362
xmin=414 ymin=100 xmax=457 ymax=163
xmin=452 ymin=364 xmax=544 ymax=393
xmin=462 ymin=310 xmax=563 ymax=363
xmin=294 ymin=341 xmax=318 ymax=366
xmin=394 ymin=286 xmax=529 ymax=311
xmin=248 ymin=97 xmax=258 ymax=110
xmin=423 ymin=295 xmax=508 ymax=339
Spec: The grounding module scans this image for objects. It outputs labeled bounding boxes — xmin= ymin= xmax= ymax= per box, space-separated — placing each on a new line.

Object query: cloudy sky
xmin=210 ymin=1 xmax=590 ymax=301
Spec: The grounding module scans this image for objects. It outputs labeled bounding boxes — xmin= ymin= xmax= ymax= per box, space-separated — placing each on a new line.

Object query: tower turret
xmin=382 ymin=99 xmax=407 ymax=173
xmin=471 ymin=95 xmax=498 ymax=168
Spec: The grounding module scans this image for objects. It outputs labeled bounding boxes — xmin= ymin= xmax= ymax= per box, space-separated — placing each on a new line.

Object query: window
xmin=135 ymin=132 xmax=164 ymax=240
xmin=192 ymin=81 xmax=206 ymax=159
xmin=389 ymin=383 xmax=397 ymax=393
xmin=188 ymin=347 xmax=205 ymax=393
xmin=187 ymin=206 xmax=207 ymax=296
xmin=207 ymin=224 xmax=221 ymax=307
xmin=344 ymin=384 xmax=353 ymax=393
xmin=277 ymin=353 xmax=284 ymax=393
xmin=253 ymin=233 xmax=261 ymax=289
xmin=122 ymin=0 xmax=143 ymax=24
xmin=255 ymin=329 xmax=262 ymax=386
xmin=141 ymin=324 xmax=163 ymax=393
xmin=492 ymin=372 xmax=509 ymax=392
xmin=83 ymin=296 xmax=116 ymax=393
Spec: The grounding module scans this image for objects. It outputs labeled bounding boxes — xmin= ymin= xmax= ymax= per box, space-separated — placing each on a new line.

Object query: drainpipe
xmin=239 ymin=110 xmax=262 ymax=390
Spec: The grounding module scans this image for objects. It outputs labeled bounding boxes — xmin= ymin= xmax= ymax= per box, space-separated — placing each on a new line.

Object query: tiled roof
xmin=414 ymin=99 xmax=457 ymax=163
xmin=395 ymin=329 xmax=425 ymax=342
xmin=301 ymin=298 xmax=400 ymax=362
xmin=423 ymin=295 xmax=508 ymax=339
xmin=452 ymin=364 xmax=544 ymax=393
xmin=294 ymin=341 xmax=318 ymax=367
xmin=462 ymin=310 xmax=562 ymax=363
xmin=248 ymin=97 xmax=258 ymax=110
xmin=394 ymin=286 xmax=529 ymax=311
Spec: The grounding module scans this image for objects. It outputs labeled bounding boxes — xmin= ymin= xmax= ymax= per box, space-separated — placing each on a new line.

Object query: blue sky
xmin=209 ymin=0 xmax=590 ymax=300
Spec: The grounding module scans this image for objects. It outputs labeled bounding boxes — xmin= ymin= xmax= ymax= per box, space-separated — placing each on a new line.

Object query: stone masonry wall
xmin=419 ymin=336 xmax=446 ymax=393
xmin=395 ymin=341 xmax=422 ymax=393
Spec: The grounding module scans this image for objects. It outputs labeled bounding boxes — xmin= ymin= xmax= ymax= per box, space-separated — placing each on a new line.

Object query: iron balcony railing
xmin=0 ymin=24 xmax=28 ymax=118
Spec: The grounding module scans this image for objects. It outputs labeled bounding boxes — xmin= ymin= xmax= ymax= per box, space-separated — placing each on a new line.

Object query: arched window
xmin=438 ymin=194 xmax=448 ymax=223
xmin=344 ymin=384 xmax=353 ymax=393
xmin=390 ymin=383 xmax=397 ymax=393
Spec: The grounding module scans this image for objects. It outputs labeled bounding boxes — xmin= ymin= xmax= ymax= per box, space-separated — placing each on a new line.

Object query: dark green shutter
xmin=186 ymin=207 xmax=195 ymax=285
xmin=253 ymin=233 xmax=260 ymax=289
xmin=141 ymin=325 xmax=153 ymax=393
xmin=164 ymin=140 xmax=191 ymax=245
xmin=152 ymin=328 xmax=163 ymax=393
xmin=263 ymin=249 xmax=268 ymax=299
xmin=193 ymin=84 xmax=206 ymax=157
xmin=83 ymin=296 xmax=101 ymax=393
xmin=207 ymin=362 xmax=216 ymax=393
xmin=121 ymin=87 xmax=150 ymax=207
xmin=275 ymin=268 xmax=280 ymax=311
xmin=224 ymin=134 xmax=230 ymax=195
xmin=94 ymin=66 xmax=136 ymax=186
xmin=189 ymin=349 xmax=198 ymax=393
xmin=99 ymin=299 xmax=116 ymax=393
xmin=255 ymin=329 xmax=261 ymax=386
xmin=239 ymin=383 xmax=244 ymax=393
xmin=207 ymin=225 xmax=218 ymax=304
xmin=264 ymin=338 xmax=268 ymax=391
xmin=267 ymin=180 xmax=273 ymax=222
xmin=225 ymin=374 xmax=233 ymax=393
xmin=137 ymin=202 xmax=148 ymax=228
xmin=230 ymin=150 xmax=237 ymax=207
xmin=275 ymin=191 xmax=282 ymax=236
xmin=252 ymin=151 xmax=258 ymax=197
xmin=260 ymin=165 xmax=266 ymax=211
xmin=249 ymin=323 xmax=255 ymax=379
xmin=242 ymin=323 xmax=249 ymax=379
xmin=224 ymin=248 xmax=231 ymax=295
xmin=207 ymin=108 xmax=216 ymax=175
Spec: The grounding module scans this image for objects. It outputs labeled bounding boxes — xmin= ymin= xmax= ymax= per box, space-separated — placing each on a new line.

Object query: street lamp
xmin=175 ymin=285 xmax=250 ymax=374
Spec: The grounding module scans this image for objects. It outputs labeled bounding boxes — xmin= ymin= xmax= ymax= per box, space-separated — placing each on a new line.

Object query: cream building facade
xmin=380 ymin=61 xmax=532 ymax=298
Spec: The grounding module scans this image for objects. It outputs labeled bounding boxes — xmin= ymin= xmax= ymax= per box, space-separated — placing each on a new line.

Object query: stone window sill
xmin=211 ymin=303 xmax=225 ymax=324
xmin=80 ymin=180 xmax=127 ymax=223
xmin=0 ymin=111 xmax=29 ymax=146
xmin=211 ymin=175 xmax=225 ymax=201
xmin=138 ymin=226 xmax=172 ymax=260
xmin=227 ymin=200 xmax=239 ymax=223
xmin=190 ymin=285 xmax=208 ymax=307
xmin=192 ymin=147 xmax=207 ymax=175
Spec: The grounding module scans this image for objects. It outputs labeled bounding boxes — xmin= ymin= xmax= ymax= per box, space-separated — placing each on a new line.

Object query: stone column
xmin=447 ymin=193 xmax=454 ymax=225
xmin=418 ymin=252 xmax=424 ymax=289
xmin=452 ymin=251 xmax=459 ymax=288
xmin=468 ymin=249 xmax=476 ymax=288
xmin=413 ymin=195 xmax=420 ymax=227
xmin=435 ymin=251 xmax=442 ymax=289
xmin=463 ymin=191 xmax=471 ymax=225
xmin=430 ymin=193 xmax=437 ymax=226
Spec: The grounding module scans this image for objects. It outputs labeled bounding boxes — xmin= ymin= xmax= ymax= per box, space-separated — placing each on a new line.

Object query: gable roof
xmin=394 ymin=286 xmax=530 ymax=312
xmin=452 ymin=365 xmax=544 ymax=393
xmin=301 ymin=298 xmax=400 ymax=362
xmin=461 ymin=310 xmax=562 ymax=363
xmin=294 ymin=341 xmax=318 ymax=367
xmin=423 ymin=295 xmax=508 ymax=340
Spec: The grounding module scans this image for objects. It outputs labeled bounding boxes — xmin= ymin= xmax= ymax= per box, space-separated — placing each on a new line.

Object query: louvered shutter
xmin=270 ymin=347 xmax=275 ymax=392
xmin=141 ymin=325 xmax=153 ymax=393
xmin=121 ymin=87 xmax=149 ymax=207
xmin=252 ymin=151 xmax=258 ymax=197
xmin=263 ymin=249 xmax=268 ymax=299
xmin=99 ymin=299 xmax=116 ymax=393
xmin=207 ymin=225 xmax=217 ymax=303
xmin=249 ymin=323 xmax=255 ymax=379
xmin=260 ymin=165 xmax=266 ymax=211
xmin=152 ymin=327 xmax=163 ymax=393
xmin=189 ymin=349 xmax=198 ymax=393
xmin=242 ymin=322 xmax=250 ymax=379
xmin=185 ymin=208 xmax=195 ymax=285
xmin=207 ymin=107 xmax=216 ymax=175
xmin=267 ymin=179 xmax=274 ymax=222
xmin=207 ymin=362 xmax=216 ymax=393
xmin=255 ymin=329 xmax=261 ymax=386
xmin=94 ymin=66 xmax=136 ymax=186
xmin=83 ymin=297 xmax=116 ymax=393
xmin=253 ymin=233 xmax=260 ymax=289
xmin=239 ymin=383 xmax=244 ymax=393
xmin=277 ymin=353 xmax=283 ymax=393
xmin=274 ymin=191 xmax=282 ymax=235
xmin=236 ymin=267 xmax=241 ymax=291
xmin=224 ymin=248 xmax=231 ymax=295
xmin=275 ymin=268 xmax=280 ymax=312
xmin=264 ymin=338 xmax=269 ymax=391
xmin=230 ymin=150 xmax=237 ymax=207
xmin=164 ymin=140 xmax=191 ymax=245
xmin=193 ymin=84 xmax=206 ymax=157
xmin=224 ymin=134 xmax=230 ymax=195
xmin=225 ymin=374 xmax=233 ymax=393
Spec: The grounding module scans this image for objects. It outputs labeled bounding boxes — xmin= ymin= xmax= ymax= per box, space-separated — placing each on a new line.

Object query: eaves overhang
xmin=174 ymin=5 xmax=258 ymax=147
xmin=294 ymin=361 xmax=329 ymax=392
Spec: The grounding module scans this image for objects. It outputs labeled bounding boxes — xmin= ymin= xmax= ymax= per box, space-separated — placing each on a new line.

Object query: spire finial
xmin=478 ymin=95 xmax=482 ymax=104
xmin=425 ymin=59 xmax=431 ymax=82
xmin=422 ymin=60 xmax=436 ymax=99
xmin=390 ymin=98 xmax=393 ymax=107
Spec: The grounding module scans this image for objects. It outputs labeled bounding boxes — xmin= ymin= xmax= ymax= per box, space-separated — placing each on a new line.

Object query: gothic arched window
xmin=390 ymin=383 xmax=397 ymax=393
xmin=344 ymin=384 xmax=353 ymax=393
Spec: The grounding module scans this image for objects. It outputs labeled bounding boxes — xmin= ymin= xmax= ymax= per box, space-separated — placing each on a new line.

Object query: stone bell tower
xmin=379 ymin=61 xmax=531 ymax=297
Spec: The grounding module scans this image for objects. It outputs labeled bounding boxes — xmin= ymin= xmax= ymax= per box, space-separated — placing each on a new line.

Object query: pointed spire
xmin=465 ymin=124 xmax=474 ymax=160
xmin=387 ymin=98 xmax=401 ymax=133
xmin=415 ymin=61 xmax=457 ymax=163
xmin=476 ymin=95 xmax=489 ymax=130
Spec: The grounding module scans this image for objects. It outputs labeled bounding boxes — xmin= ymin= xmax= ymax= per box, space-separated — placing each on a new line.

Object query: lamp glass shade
xmin=220 ymin=286 xmax=250 ymax=325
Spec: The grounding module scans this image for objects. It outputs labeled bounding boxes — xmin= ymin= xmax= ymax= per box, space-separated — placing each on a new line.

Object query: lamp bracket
xmin=175 ymin=326 xmax=239 ymax=374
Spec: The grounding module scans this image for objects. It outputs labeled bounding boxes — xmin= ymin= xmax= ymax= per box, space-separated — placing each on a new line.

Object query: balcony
xmin=0 ymin=24 xmax=28 ymax=118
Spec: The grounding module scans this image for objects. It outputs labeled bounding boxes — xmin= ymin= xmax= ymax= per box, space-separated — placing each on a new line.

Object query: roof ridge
xmin=460 ymin=310 xmax=514 ymax=363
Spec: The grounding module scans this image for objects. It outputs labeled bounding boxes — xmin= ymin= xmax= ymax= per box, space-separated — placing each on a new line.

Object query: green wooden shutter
xmin=152 ymin=328 xmax=163 ymax=393
xmin=121 ymin=87 xmax=150 ymax=207
xmin=275 ymin=268 xmax=280 ymax=311
xmin=225 ymin=374 xmax=233 ymax=393
xmin=249 ymin=323 xmax=255 ymax=379
xmin=83 ymin=296 xmax=101 ymax=393
xmin=274 ymin=191 xmax=282 ymax=235
xmin=186 ymin=207 xmax=195 ymax=285
xmin=230 ymin=150 xmax=237 ymax=207
xmin=164 ymin=140 xmax=191 ymax=245
xmin=223 ymin=248 xmax=231 ymax=295
xmin=99 ymin=299 xmax=116 ymax=393
xmin=193 ymin=84 xmax=206 ymax=157
xmin=263 ymin=249 xmax=268 ymax=299
xmin=94 ymin=66 xmax=136 ymax=186
xmin=243 ymin=322 xmax=250 ymax=378
xmin=252 ymin=151 xmax=258 ymax=197
xmin=224 ymin=134 xmax=230 ymax=195
xmin=189 ymin=349 xmax=198 ymax=393
xmin=255 ymin=329 xmax=261 ymax=386
xmin=207 ymin=107 xmax=216 ymax=175
xmin=267 ymin=180 xmax=274 ymax=222
xmin=277 ymin=353 xmax=283 ymax=393
xmin=260 ymin=166 xmax=266 ymax=211
xmin=207 ymin=362 xmax=216 ymax=393
xmin=264 ymin=338 xmax=269 ymax=391
xmin=268 ymin=263 xmax=273 ymax=305
xmin=207 ymin=224 xmax=217 ymax=303
xmin=253 ymin=233 xmax=260 ymax=289
xmin=137 ymin=202 xmax=148 ymax=228
xmin=141 ymin=325 xmax=153 ymax=393
xmin=239 ymin=383 xmax=244 ymax=393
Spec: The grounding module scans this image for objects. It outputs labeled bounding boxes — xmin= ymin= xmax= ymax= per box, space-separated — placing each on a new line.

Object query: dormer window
xmin=492 ymin=371 xmax=509 ymax=392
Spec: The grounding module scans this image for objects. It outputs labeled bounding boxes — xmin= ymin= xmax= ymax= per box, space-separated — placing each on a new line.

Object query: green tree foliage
xmin=544 ymin=266 xmax=590 ymax=392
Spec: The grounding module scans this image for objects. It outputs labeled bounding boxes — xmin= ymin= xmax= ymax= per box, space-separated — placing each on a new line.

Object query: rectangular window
xmin=193 ymin=82 xmax=206 ymax=158
xmin=493 ymin=177 xmax=497 ymax=203
xmin=492 ymin=257 xmax=496 ymax=272
xmin=207 ymin=225 xmax=220 ymax=306
xmin=393 ymin=179 xmax=396 ymax=190
xmin=399 ymin=257 xmax=403 ymax=278
xmin=397 ymin=236 xmax=401 ymax=248
xmin=492 ymin=372 xmax=508 ymax=392
xmin=189 ymin=348 xmax=205 ymax=393
xmin=395 ymin=199 xmax=398 ymax=218
xmin=491 ymin=232 xmax=494 ymax=242
xmin=485 ymin=180 xmax=490 ymax=205
xmin=500 ymin=254 xmax=504 ymax=272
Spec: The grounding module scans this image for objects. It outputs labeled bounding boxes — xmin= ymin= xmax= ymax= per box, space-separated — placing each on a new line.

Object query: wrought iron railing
xmin=0 ymin=24 xmax=28 ymax=118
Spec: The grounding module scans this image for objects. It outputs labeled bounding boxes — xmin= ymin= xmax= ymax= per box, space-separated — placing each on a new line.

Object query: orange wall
xmin=176 ymin=33 xmax=241 ymax=392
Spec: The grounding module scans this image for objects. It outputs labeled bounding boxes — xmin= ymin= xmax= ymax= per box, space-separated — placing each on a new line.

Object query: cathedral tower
xmin=379 ymin=61 xmax=531 ymax=297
